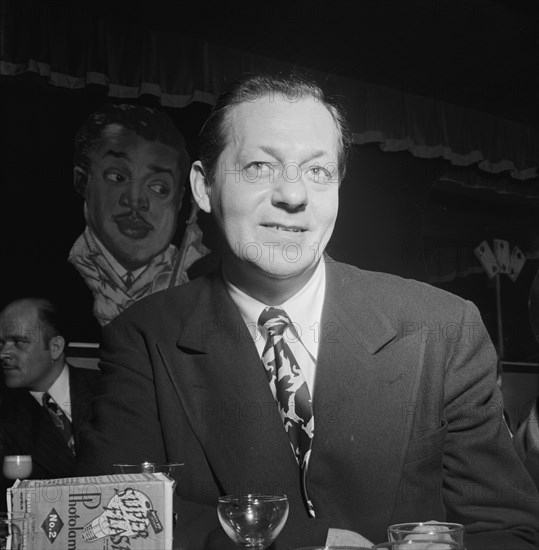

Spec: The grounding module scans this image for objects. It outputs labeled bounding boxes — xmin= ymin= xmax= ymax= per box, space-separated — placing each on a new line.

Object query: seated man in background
xmin=76 ymin=73 xmax=539 ymax=549
xmin=0 ymin=297 xmax=100 ymax=510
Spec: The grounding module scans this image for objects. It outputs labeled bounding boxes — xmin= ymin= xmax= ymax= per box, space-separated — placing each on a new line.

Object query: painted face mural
xmin=69 ymin=104 xmax=207 ymax=326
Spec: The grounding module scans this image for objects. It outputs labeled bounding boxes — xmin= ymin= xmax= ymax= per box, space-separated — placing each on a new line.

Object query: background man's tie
xmin=258 ymin=306 xmax=315 ymax=516
xmin=43 ymin=392 xmax=75 ymax=455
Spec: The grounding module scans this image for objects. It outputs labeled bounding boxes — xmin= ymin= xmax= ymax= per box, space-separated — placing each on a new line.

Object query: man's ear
xmin=190 ymin=161 xmax=212 ymax=213
xmin=73 ymin=167 xmax=88 ymax=197
xmin=49 ymin=335 xmax=65 ymax=362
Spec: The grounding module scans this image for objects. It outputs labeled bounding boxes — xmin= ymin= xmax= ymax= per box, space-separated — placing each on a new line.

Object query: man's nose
xmin=119 ymin=183 xmax=149 ymax=211
xmin=0 ymin=343 xmax=12 ymax=357
xmin=271 ymin=170 xmax=308 ymax=211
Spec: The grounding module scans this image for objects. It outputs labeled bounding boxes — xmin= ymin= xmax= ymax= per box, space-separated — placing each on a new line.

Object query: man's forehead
xmin=97 ymin=125 xmax=147 ymax=151
xmin=230 ymin=94 xmax=332 ymax=120
xmin=226 ymin=97 xmax=338 ymax=156
xmin=94 ymin=125 xmax=181 ymax=165
xmin=0 ymin=304 xmax=40 ymax=332
xmin=101 ymin=122 xmax=128 ymax=140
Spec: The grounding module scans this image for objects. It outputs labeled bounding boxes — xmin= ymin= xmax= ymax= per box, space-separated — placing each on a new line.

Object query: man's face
xmin=83 ymin=126 xmax=184 ymax=270
xmin=196 ymin=95 xmax=340 ymax=289
xmin=0 ymin=304 xmax=57 ymax=391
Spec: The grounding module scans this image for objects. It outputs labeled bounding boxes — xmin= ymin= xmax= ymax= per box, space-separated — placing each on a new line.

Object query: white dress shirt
xmin=30 ymin=363 xmax=72 ymax=421
xmin=225 ymin=259 xmax=326 ymax=394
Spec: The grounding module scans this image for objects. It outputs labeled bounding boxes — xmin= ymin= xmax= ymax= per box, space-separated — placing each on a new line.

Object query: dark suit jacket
xmin=77 ymin=261 xmax=539 ymax=550
xmin=1 ymin=365 xmax=100 ymax=509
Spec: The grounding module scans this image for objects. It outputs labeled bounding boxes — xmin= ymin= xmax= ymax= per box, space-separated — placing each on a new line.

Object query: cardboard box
xmin=8 ymin=473 xmax=173 ymax=550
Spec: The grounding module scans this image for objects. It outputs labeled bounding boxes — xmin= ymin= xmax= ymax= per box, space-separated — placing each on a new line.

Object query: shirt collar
xmin=225 ymin=259 xmax=326 ymax=358
xmin=30 ymin=363 xmax=72 ymax=420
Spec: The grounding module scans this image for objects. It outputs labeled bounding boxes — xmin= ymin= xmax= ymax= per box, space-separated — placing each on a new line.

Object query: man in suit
xmin=0 ymin=297 xmax=100 ymax=510
xmin=77 ymin=74 xmax=539 ymax=549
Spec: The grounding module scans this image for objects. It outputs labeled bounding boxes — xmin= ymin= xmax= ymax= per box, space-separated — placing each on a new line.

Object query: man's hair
xmin=198 ymin=73 xmax=351 ymax=184
xmin=74 ymin=103 xmax=190 ymax=186
xmin=34 ymin=298 xmax=69 ymax=349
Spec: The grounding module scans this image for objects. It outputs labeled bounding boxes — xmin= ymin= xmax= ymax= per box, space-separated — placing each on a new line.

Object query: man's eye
xmin=104 ymin=169 xmax=128 ymax=184
xmin=243 ymin=162 xmax=274 ymax=181
xmin=148 ymin=181 xmax=171 ymax=197
xmin=306 ymin=164 xmax=334 ymax=184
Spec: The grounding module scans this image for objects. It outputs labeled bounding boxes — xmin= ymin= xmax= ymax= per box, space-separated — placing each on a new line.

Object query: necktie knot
xmin=258 ymin=307 xmax=291 ymax=337
xmin=43 ymin=392 xmax=56 ymax=409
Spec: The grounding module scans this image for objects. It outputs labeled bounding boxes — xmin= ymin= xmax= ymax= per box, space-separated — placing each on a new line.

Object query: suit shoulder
xmin=328 ymin=261 xmax=478 ymax=321
xmin=0 ymin=389 xmax=36 ymax=425
xmin=103 ymin=273 xmax=215 ymax=331
xmin=136 ymin=272 xmax=212 ymax=308
xmin=69 ymin=364 xmax=101 ymax=383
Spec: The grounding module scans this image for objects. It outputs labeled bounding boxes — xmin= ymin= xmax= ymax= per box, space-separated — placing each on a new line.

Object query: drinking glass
xmin=387 ymin=522 xmax=464 ymax=550
xmin=112 ymin=461 xmax=183 ymax=488
xmin=2 ymin=456 xmax=32 ymax=481
xmin=374 ymin=542 xmax=462 ymax=550
xmin=217 ymin=494 xmax=289 ymax=550
xmin=294 ymin=547 xmax=372 ymax=550
xmin=0 ymin=512 xmax=34 ymax=550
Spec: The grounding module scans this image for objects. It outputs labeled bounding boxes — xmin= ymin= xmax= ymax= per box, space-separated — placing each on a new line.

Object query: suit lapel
xmin=69 ymin=366 xmax=96 ymax=434
xmin=308 ymin=262 xmax=424 ymax=532
xmin=158 ymin=273 xmax=304 ymax=500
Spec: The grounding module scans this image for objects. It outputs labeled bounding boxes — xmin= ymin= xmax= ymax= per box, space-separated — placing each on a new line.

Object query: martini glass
xmin=374 ymin=541 xmax=462 ymax=550
xmin=388 ymin=522 xmax=464 ymax=550
xmin=294 ymin=547 xmax=372 ymax=550
xmin=217 ymin=494 xmax=289 ymax=550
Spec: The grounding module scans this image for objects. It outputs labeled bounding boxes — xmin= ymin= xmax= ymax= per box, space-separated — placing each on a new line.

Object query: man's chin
xmin=116 ymin=247 xmax=169 ymax=271
xmin=117 ymin=256 xmax=153 ymax=271
xmin=249 ymin=259 xmax=317 ymax=281
xmin=108 ymin=241 xmax=156 ymax=271
xmin=3 ymin=373 xmax=22 ymax=388
xmin=105 ymin=233 xmax=174 ymax=271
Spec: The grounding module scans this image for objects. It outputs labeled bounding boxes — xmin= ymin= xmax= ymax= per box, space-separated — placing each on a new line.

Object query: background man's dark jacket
xmin=1 ymin=365 xmax=100 ymax=510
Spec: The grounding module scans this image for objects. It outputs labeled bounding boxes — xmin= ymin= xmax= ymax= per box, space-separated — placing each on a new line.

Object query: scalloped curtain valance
xmin=1 ymin=6 xmax=538 ymax=181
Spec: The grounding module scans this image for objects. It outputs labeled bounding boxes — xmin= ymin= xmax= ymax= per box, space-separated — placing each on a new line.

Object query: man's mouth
xmin=263 ymin=224 xmax=306 ymax=233
xmin=2 ymin=364 xmax=16 ymax=371
xmin=114 ymin=215 xmax=153 ymax=239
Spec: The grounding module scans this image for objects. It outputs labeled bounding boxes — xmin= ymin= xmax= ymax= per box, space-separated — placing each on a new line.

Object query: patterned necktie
xmin=258 ymin=306 xmax=315 ymax=515
xmin=43 ymin=392 xmax=75 ymax=455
